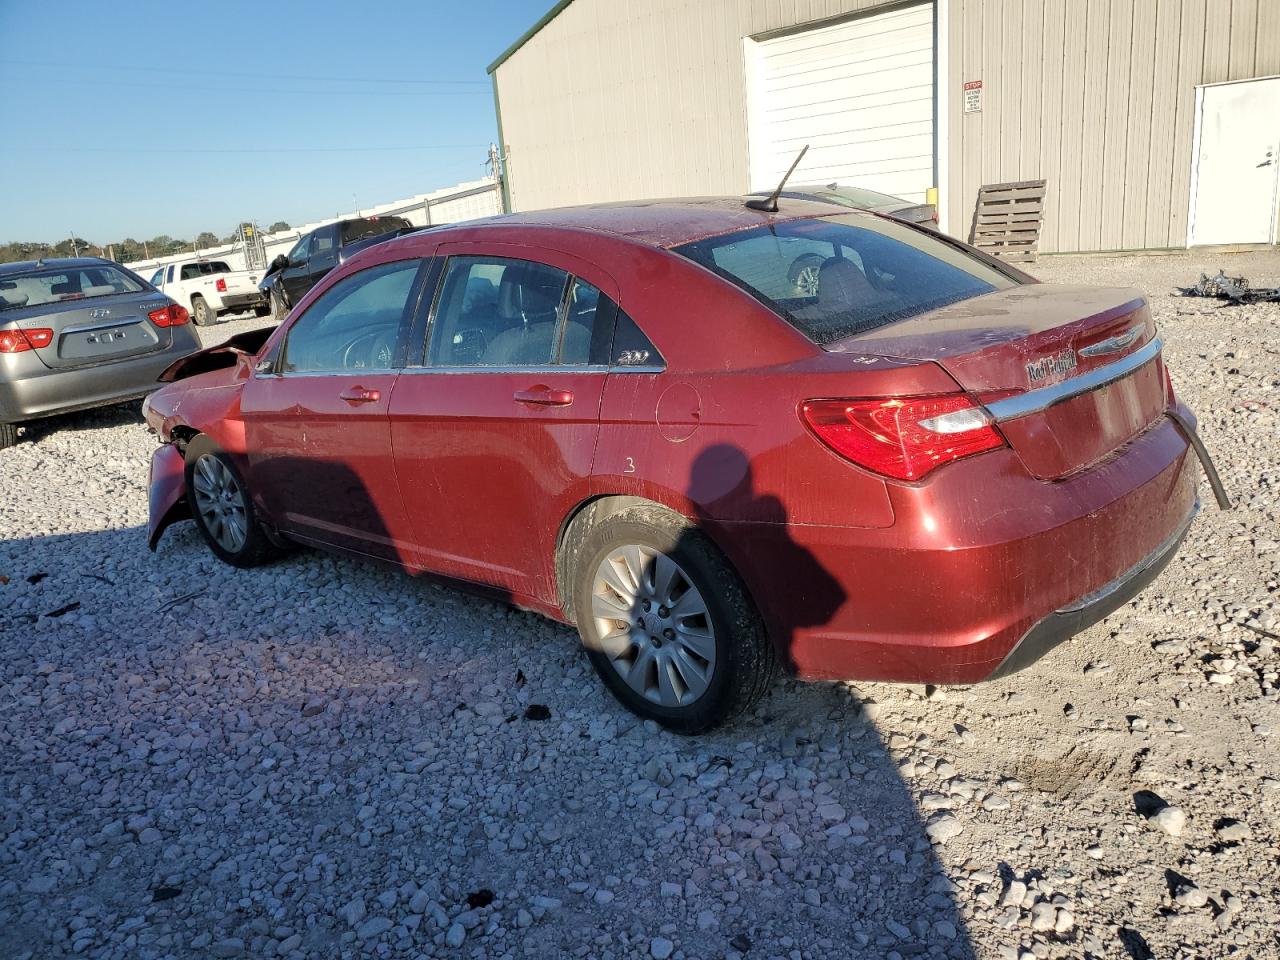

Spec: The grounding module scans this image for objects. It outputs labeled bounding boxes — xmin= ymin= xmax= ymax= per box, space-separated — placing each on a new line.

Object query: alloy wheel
xmin=191 ymin=454 xmax=248 ymax=554
xmin=590 ymin=545 xmax=716 ymax=707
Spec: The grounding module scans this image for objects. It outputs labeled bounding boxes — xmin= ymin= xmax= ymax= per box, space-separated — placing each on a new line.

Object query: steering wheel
xmin=340 ymin=329 xmax=396 ymax=370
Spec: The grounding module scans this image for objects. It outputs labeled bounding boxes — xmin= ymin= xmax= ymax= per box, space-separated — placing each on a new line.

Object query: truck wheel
xmin=0 ymin=422 xmax=18 ymax=450
xmin=254 ymin=302 xmax=271 ymax=318
xmin=191 ymin=296 xmax=215 ymax=326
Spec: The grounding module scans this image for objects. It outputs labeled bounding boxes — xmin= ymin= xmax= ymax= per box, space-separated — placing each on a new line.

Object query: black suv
xmin=259 ymin=216 xmax=418 ymax=320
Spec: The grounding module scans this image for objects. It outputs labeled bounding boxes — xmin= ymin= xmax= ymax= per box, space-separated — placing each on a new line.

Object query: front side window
xmin=0 ymin=264 xmax=145 ymax=311
xmin=286 ymin=236 xmax=310 ymax=264
xmin=280 ymin=260 xmax=420 ymax=373
xmin=674 ymin=215 xmax=1016 ymax=345
xmin=427 ymin=257 xmax=570 ymax=367
xmin=149 ymin=269 xmax=164 ymax=286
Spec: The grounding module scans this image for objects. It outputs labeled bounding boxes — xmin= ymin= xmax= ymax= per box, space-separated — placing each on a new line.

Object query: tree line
xmin=0 ymin=222 xmax=294 ymax=266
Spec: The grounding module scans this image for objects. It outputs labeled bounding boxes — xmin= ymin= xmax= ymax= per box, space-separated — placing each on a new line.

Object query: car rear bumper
xmin=219 ymin=292 xmax=266 ymax=311
xmin=711 ymin=413 xmax=1201 ymax=684
xmin=0 ymin=327 xmax=201 ymax=422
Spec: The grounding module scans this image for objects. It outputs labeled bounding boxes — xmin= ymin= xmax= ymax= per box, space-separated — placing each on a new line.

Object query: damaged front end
xmin=147 ymin=442 xmax=189 ymax=550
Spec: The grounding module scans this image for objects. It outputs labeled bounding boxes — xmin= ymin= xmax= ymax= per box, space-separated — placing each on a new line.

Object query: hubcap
xmin=191 ymin=454 xmax=248 ymax=554
xmin=796 ymin=265 xmax=820 ymax=297
xmin=590 ymin=545 xmax=716 ymax=707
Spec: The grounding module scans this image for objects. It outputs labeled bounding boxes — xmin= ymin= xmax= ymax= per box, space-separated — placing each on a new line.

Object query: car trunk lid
xmin=7 ymin=291 xmax=174 ymax=370
xmin=827 ymin=284 xmax=1168 ymax=479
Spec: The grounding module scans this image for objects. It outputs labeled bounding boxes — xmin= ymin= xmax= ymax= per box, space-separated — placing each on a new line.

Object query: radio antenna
xmin=745 ymin=145 xmax=809 ymax=213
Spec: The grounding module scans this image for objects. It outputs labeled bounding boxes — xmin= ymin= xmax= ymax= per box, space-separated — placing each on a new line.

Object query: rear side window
xmin=674 ymin=215 xmax=1015 ymax=345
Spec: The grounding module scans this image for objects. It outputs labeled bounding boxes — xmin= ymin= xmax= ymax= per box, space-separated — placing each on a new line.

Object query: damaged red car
xmin=144 ymin=198 xmax=1225 ymax=732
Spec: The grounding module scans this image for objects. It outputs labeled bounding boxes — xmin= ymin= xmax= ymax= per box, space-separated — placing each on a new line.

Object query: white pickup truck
xmin=148 ymin=259 xmax=269 ymax=326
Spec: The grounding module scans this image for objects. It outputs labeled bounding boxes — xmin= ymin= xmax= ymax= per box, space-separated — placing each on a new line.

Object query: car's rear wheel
xmin=573 ymin=505 xmax=775 ymax=733
xmin=191 ymin=296 xmax=215 ymax=326
xmin=0 ymin=422 xmax=18 ymax=450
xmin=184 ymin=436 xmax=276 ymax=567
xmin=254 ymin=302 xmax=272 ymax=318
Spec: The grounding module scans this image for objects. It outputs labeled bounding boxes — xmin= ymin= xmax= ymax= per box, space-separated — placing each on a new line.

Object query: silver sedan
xmin=0 ymin=257 xmax=201 ymax=448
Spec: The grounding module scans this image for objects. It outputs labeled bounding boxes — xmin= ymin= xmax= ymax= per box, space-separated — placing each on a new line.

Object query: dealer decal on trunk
xmin=1025 ymin=349 xmax=1078 ymax=385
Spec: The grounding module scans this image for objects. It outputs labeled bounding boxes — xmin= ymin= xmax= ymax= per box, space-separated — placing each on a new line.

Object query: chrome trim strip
xmin=986 ymin=336 xmax=1162 ymax=423
xmin=1078 ymin=322 xmax=1145 ymax=357
xmin=255 ymin=364 xmax=665 ymax=380
xmin=61 ymin=316 xmax=143 ymax=335
xmin=1057 ymin=500 xmax=1198 ymax=613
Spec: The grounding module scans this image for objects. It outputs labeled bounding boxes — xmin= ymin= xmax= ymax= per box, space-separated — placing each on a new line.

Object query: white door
xmin=745 ymin=3 xmax=935 ymax=203
xmin=1189 ymin=77 xmax=1280 ymax=246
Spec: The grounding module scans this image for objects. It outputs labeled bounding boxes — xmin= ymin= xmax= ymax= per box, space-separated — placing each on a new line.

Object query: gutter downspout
xmin=491 ymin=73 xmax=513 ymax=214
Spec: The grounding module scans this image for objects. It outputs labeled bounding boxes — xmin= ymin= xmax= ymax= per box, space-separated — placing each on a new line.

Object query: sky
xmin=0 ymin=0 xmax=551 ymax=244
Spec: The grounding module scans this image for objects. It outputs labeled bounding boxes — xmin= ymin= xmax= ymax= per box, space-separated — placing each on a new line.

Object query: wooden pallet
xmin=969 ymin=179 xmax=1046 ymax=263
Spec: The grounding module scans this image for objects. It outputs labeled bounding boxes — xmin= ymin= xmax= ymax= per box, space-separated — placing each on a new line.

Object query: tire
xmin=787 ymin=253 xmax=827 ymax=297
xmin=572 ymin=504 xmax=775 ymax=733
xmin=184 ymin=435 xmax=277 ymax=568
xmin=0 ymin=422 xmax=17 ymax=450
xmin=191 ymin=296 xmax=215 ymax=326
xmin=254 ymin=302 xmax=272 ymax=318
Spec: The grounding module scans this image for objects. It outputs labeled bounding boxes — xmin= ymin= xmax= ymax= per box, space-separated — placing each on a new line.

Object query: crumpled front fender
xmin=148 ymin=443 xmax=190 ymax=550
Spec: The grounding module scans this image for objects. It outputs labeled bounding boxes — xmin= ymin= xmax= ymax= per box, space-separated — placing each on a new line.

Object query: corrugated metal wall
xmin=494 ymin=0 xmax=1280 ymax=251
xmin=493 ymin=0 xmax=904 ymax=212
xmin=947 ymin=0 xmax=1280 ymax=253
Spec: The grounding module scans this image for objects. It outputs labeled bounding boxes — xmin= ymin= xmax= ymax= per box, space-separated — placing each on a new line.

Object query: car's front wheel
xmin=184 ymin=436 xmax=276 ymax=567
xmin=191 ymin=296 xmax=216 ymax=326
xmin=573 ymin=505 xmax=775 ymax=733
xmin=0 ymin=422 xmax=18 ymax=450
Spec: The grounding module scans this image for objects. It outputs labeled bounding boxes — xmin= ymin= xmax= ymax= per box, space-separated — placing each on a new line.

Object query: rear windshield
xmin=0 ymin=264 xmax=146 ymax=311
xmin=341 ymin=217 xmax=411 ymax=244
xmin=179 ymin=261 xmax=231 ymax=280
xmin=673 ymin=215 xmax=1016 ymax=345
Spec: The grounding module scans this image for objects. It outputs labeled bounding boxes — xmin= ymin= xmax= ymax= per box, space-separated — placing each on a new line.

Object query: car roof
xmin=0 ymin=256 xmax=115 ymax=275
xmin=453 ymin=196 xmax=861 ymax=249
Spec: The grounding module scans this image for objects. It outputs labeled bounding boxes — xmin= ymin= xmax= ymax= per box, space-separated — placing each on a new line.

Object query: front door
xmin=279 ymin=234 xmax=315 ymax=305
xmin=1190 ymin=77 xmax=1280 ymax=246
xmin=241 ymin=257 xmax=427 ymax=563
xmin=389 ymin=247 xmax=618 ymax=602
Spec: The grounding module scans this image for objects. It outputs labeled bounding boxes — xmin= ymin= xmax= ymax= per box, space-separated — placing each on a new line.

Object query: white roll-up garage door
xmin=746 ymin=2 xmax=935 ymax=204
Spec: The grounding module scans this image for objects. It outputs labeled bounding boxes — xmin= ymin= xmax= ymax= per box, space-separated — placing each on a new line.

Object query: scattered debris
xmin=465 ymin=889 xmax=495 ymax=909
xmin=1178 ymin=271 xmax=1280 ymax=304
xmin=44 ymin=602 xmax=80 ymax=618
xmin=152 ymin=886 xmax=183 ymax=902
xmin=157 ymin=590 xmax=203 ymax=613
xmin=26 ymin=572 xmax=47 ymax=584
xmin=523 ymin=704 xmax=551 ymax=721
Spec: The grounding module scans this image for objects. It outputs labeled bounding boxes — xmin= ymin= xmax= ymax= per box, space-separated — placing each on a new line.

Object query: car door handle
xmin=514 ymin=385 xmax=574 ymax=406
xmin=339 ymin=386 xmax=381 ymax=404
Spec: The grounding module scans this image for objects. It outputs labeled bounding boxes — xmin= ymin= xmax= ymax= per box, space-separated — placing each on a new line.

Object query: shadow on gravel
xmin=14 ymin=399 xmax=145 ymax=445
xmin=0 ymin=457 xmax=978 ymax=958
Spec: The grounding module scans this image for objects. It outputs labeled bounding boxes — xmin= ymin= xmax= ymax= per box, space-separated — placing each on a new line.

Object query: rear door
xmin=0 ymin=264 xmax=174 ymax=370
xmin=306 ymin=224 xmax=341 ymax=290
xmin=388 ymin=244 xmax=617 ymax=601
xmin=241 ymin=257 xmax=429 ymax=562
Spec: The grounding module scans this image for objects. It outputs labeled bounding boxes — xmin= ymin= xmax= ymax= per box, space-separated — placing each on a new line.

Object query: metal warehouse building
xmin=488 ymin=0 xmax=1280 ymax=254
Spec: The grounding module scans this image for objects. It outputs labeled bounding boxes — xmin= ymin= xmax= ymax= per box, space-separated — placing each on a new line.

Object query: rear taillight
xmin=215 ymin=278 xmax=227 ymax=293
xmin=0 ymin=328 xmax=53 ymax=353
xmin=801 ymin=395 xmax=1006 ymax=481
xmin=148 ymin=304 xmax=190 ymax=327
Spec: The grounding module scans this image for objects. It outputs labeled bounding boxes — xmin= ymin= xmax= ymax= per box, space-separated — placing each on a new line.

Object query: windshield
xmin=0 ymin=264 xmax=147 ymax=311
xmin=796 ymin=185 xmax=907 ymax=210
xmin=341 ymin=217 xmax=411 ymax=243
xmin=673 ymin=215 xmax=1017 ymax=345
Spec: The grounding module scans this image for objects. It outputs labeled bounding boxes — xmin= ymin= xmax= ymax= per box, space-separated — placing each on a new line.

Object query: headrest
xmin=818 ymin=257 xmax=876 ymax=308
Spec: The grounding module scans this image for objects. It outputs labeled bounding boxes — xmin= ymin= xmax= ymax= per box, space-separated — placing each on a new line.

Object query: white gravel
xmin=2 ymin=253 xmax=1278 ymax=959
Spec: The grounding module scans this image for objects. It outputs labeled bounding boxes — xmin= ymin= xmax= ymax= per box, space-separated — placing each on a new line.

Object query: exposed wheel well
xmin=169 ymin=425 xmax=200 ymax=451
xmin=555 ymin=494 xmax=687 ymax=623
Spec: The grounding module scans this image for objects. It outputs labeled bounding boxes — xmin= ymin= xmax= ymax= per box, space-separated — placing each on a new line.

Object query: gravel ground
xmin=1 ymin=252 xmax=1278 ymax=960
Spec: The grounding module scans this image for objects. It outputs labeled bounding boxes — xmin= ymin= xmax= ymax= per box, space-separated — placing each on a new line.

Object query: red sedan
xmin=144 ymin=198 xmax=1223 ymax=732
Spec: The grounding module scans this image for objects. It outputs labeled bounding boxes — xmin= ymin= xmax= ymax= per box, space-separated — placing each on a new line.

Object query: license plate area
xmin=59 ymin=318 xmax=159 ymax=363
